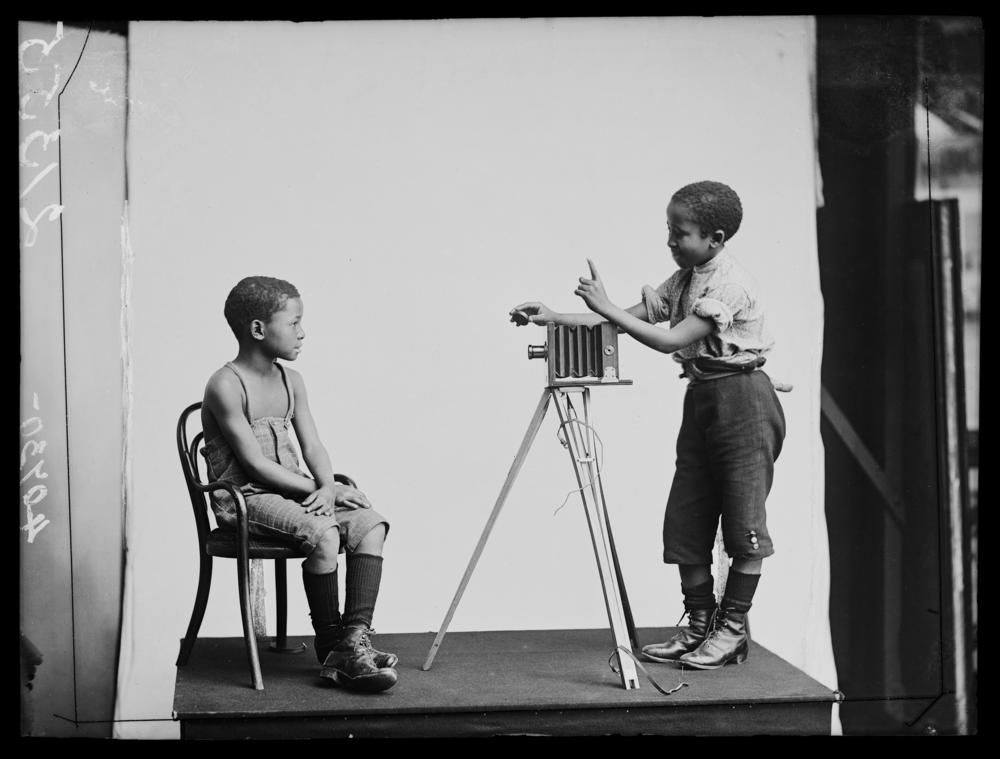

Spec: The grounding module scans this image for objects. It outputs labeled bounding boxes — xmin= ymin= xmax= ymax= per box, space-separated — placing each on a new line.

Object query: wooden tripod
xmin=421 ymin=384 xmax=641 ymax=689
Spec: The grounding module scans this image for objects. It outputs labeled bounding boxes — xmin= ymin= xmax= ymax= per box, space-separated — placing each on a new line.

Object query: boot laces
xmin=706 ymin=607 xmax=733 ymax=638
xmin=361 ymin=627 xmax=392 ymax=659
xmin=679 ymin=606 xmax=716 ymax=628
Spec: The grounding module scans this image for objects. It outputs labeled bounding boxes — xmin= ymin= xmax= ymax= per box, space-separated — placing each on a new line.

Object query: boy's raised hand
xmin=510 ymin=301 xmax=554 ymax=326
xmin=575 ymin=258 xmax=612 ymax=315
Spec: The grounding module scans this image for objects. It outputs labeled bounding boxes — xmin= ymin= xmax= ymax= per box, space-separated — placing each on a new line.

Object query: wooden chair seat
xmin=204 ymin=529 xmax=308 ymax=560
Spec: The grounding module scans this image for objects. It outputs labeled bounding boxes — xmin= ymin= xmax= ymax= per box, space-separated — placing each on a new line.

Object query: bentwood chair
xmin=174 ymin=401 xmax=356 ymax=690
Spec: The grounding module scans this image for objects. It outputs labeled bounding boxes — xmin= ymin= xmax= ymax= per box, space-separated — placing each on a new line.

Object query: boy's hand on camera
xmin=509 ymin=309 xmax=531 ymax=326
xmin=510 ymin=302 xmax=554 ymax=326
xmin=575 ymin=258 xmax=612 ymax=315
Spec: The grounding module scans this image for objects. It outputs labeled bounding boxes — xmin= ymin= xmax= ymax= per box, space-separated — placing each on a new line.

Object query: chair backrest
xmin=177 ymin=402 xmax=216 ymax=542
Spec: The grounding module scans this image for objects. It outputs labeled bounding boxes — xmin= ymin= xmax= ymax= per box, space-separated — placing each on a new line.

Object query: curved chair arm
xmin=333 ymin=473 xmax=357 ymax=488
xmin=187 ymin=478 xmax=252 ymax=561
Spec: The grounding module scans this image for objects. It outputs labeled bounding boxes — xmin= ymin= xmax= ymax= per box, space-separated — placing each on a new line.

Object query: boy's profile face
xmin=256 ymin=296 xmax=305 ymax=361
xmin=666 ymin=201 xmax=721 ymax=270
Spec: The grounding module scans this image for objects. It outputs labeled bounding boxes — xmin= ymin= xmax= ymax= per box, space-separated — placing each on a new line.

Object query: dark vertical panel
xmin=816 ymin=16 xmax=949 ymax=734
xmin=818 ymin=16 xmax=977 ymax=735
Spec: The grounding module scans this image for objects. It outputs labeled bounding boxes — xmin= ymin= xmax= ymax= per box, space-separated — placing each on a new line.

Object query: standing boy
xmin=512 ymin=181 xmax=786 ymax=670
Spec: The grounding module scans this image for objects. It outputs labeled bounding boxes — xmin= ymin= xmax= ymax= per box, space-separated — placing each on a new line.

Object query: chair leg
xmin=176 ymin=552 xmax=213 ymax=666
xmin=236 ymin=555 xmax=265 ymax=690
xmin=275 ymin=559 xmax=288 ymax=647
xmin=269 ymin=559 xmax=306 ymax=654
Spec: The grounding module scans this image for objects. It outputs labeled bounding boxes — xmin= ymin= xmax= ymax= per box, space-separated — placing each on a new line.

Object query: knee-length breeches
xmin=662 ymin=371 xmax=785 ymax=565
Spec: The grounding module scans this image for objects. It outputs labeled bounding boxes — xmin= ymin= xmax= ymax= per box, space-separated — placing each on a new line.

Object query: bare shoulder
xmin=204 ymin=366 xmax=243 ymax=408
xmin=283 ymin=365 xmax=308 ymax=394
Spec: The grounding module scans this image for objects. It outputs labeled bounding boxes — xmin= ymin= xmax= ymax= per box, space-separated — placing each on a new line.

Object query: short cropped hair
xmin=223 ymin=276 xmax=300 ymax=339
xmin=671 ymin=181 xmax=743 ymax=243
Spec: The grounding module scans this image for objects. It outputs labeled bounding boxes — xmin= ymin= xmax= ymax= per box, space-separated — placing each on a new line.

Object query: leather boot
xmin=317 ymin=626 xmax=398 ymax=669
xmin=364 ymin=629 xmax=398 ymax=669
xmin=320 ymin=625 xmax=398 ymax=692
xmin=641 ymin=606 xmax=717 ymax=662
xmin=677 ymin=605 xmax=749 ymax=670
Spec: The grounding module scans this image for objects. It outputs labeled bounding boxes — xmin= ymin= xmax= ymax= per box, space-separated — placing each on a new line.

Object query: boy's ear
xmin=709 ymin=229 xmax=727 ymax=248
xmin=250 ymin=319 xmax=266 ymax=340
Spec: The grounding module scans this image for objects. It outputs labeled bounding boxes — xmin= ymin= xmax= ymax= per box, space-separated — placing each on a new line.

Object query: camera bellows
xmin=550 ymin=323 xmax=620 ymax=385
xmin=553 ymin=324 xmax=603 ymax=378
xmin=526 ymin=323 xmax=630 ymax=387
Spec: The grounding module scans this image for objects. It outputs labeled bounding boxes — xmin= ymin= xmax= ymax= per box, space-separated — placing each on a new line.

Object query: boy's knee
xmin=317 ymin=528 xmax=341 ymax=554
xmin=352 ymin=522 xmax=387 ymax=555
xmin=307 ymin=528 xmax=341 ymax=571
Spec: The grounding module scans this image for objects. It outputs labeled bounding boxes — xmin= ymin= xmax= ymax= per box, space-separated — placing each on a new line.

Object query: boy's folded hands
xmin=334 ymin=484 xmax=372 ymax=510
xmin=302 ymin=483 xmax=372 ymax=514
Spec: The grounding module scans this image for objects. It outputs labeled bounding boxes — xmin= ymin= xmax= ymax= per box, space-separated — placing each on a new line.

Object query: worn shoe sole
xmin=641 ymin=649 xmax=687 ymax=663
xmin=316 ymin=651 xmax=398 ymax=668
xmin=320 ymin=666 xmax=398 ymax=692
xmin=675 ymin=649 xmax=749 ymax=670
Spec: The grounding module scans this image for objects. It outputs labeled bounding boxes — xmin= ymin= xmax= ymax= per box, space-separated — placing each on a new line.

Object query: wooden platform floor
xmin=173 ymin=627 xmax=837 ymax=738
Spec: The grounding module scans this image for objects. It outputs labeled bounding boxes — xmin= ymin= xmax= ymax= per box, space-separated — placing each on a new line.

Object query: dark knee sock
xmin=302 ymin=568 xmax=341 ymax=661
xmin=722 ymin=570 xmax=760 ymax=614
xmin=342 ymin=553 xmax=382 ymax=630
xmin=682 ymin=579 xmax=717 ymax=611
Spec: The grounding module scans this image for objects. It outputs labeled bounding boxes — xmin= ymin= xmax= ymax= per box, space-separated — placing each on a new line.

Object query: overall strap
xmin=223 ymin=361 xmax=253 ymax=423
xmin=275 ymin=361 xmax=295 ymax=420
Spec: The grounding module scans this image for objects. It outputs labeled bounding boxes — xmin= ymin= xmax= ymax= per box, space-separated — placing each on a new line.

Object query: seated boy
xmin=201 ymin=275 xmax=397 ymax=692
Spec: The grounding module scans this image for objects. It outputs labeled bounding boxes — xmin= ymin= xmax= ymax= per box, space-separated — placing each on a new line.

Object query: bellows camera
xmin=528 ymin=323 xmax=633 ymax=387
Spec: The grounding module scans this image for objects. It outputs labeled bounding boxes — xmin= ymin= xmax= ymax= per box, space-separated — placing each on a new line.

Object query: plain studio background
xmin=114 ymin=17 xmax=833 ymax=737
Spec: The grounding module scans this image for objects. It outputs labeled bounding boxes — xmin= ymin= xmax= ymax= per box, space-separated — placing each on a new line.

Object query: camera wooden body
xmin=528 ymin=323 xmax=632 ymax=387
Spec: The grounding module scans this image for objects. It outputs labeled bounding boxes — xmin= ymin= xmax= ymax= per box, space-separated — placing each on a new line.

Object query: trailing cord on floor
xmin=609 ymin=646 xmax=690 ymax=696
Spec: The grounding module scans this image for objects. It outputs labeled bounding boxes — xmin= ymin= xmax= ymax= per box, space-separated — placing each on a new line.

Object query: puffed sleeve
xmin=641 ymin=280 xmax=673 ymax=324
xmin=691 ymin=282 xmax=750 ymax=333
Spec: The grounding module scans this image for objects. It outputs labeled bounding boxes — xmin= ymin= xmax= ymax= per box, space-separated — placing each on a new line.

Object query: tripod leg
xmin=422 ymin=388 xmax=552 ymax=671
xmin=600 ymin=480 xmax=639 ymax=650
xmin=583 ymin=392 xmax=640 ymax=650
xmin=555 ymin=389 xmax=639 ymax=689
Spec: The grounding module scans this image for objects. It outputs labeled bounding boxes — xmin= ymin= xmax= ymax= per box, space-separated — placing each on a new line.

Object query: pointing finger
xmin=587 ymin=258 xmax=600 ymax=280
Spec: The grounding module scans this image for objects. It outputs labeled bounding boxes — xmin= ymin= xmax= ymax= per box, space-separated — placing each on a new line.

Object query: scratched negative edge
xmin=55 ymin=20 xmax=93 ymax=727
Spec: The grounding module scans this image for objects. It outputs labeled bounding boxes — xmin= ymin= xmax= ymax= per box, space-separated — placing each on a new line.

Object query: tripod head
xmin=528 ymin=323 xmax=633 ymax=387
